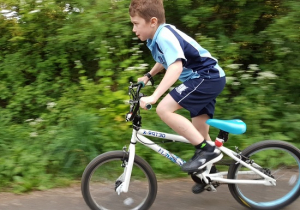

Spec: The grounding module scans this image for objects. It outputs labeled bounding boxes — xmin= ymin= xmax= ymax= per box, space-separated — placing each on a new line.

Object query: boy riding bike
xmin=129 ymin=0 xmax=226 ymax=175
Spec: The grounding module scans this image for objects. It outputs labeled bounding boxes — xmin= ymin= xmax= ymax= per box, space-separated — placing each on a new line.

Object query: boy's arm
xmin=152 ymin=60 xmax=182 ymax=102
xmin=138 ymin=62 xmax=164 ymax=84
xmin=149 ymin=62 xmax=164 ymax=77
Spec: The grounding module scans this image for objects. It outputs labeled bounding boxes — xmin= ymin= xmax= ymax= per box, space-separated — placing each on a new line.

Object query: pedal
xmin=192 ymin=183 xmax=205 ymax=194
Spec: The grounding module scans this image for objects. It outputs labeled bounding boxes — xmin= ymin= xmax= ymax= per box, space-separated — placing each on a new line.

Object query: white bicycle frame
xmin=116 ymin=128 xmax=276 ymax=194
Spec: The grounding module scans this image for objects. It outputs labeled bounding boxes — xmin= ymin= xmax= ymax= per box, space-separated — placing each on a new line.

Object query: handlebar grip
xmin=131 ymin=81 xmax=145 ymax=88
xmin=145 ymin=103 xmax=152 ymax=110
xmin=138 ymin=81 xmax=145 ymax=87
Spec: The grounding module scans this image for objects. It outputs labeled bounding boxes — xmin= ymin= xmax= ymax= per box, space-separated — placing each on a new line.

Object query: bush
xmin=0 ymin=0 xmax=299 ymax=192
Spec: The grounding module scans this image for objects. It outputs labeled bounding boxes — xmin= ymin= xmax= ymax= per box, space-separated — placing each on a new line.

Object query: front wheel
xmin=81 ymin=151 xmax=157 ymax=210
xmin=228 ymin=140 xmax=300 ymax=210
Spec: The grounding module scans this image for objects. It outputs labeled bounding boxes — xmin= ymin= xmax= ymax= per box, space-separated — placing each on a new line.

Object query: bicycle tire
xmin=81 ymin=151 xmax=157 ymax=210
xmin=227 ymin=140 xmax=300 ymax=210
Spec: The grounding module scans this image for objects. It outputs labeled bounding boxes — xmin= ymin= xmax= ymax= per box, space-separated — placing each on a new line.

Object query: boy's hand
xmin=137 ymin=76 xmax=149 ymax=85
xmin=140 ymin=95 xmax=157 ymax=110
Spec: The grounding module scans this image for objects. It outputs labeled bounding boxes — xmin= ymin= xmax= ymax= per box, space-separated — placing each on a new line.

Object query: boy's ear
xmin=150 ymin=17 xmax=158 ymax=27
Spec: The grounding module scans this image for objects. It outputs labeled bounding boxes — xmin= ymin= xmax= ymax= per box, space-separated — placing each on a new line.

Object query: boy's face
xmin=130 ymin=15 xmax=157 ymax=41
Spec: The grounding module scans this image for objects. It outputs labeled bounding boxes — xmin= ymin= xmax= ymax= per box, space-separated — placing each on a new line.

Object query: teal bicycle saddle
xmin=206 ymin=119 xmax=247 ymax=135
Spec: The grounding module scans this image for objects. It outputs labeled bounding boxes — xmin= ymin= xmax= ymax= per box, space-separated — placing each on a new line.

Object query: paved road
xmin=0 ymin=178 xmax=299 ymax=210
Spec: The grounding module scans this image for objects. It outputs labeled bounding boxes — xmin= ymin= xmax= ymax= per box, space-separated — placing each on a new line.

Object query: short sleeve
xmin=156 ymin=28 xmax=186 ymax=67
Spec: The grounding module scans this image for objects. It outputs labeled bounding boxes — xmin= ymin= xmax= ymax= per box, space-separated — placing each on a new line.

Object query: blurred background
xmin=0 ymin=0 xmax=299 ymax=193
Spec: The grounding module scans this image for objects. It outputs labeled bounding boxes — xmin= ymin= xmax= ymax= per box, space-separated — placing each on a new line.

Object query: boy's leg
xmin=191 ymin=114 xmax=220 ymax=192
xmin=192 ymin=114 xmax=211 ymax=141
xmin=156 ymin=94 xmax=204 ymax=145
xmin=156 ymin=94 xmax=222 ymax=172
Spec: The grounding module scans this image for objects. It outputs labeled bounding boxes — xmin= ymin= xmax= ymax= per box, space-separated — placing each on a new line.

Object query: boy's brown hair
xmin=129 ymin=0 xmax=166 ymax=24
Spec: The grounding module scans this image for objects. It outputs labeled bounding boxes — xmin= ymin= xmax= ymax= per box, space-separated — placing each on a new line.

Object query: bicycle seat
xmin=206 ymin=119 xmax=246 ymax=134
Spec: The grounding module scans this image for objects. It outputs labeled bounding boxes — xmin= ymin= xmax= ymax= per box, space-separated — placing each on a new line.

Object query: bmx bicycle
xmin=81 ymin=82 xmax=300 ymax=210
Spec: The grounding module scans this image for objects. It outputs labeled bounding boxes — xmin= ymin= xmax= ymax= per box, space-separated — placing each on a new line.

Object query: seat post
xmin=215 ymin=130 xmax=229 ymax=147
xmin=218 ymin=130 xmax=229 ymax=142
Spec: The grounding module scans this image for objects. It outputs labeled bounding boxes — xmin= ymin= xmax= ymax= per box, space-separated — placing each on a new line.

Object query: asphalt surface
xmin=0 ymin=178 xmax=299 ymax=210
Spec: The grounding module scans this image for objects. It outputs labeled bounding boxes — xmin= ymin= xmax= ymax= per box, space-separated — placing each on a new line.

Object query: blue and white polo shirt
xmin=147 ymin=24 xmax=225 ymax=82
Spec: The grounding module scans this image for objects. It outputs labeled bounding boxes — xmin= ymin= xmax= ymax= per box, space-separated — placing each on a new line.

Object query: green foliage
xmin=0 ymin=0 xmax=300 ymax=192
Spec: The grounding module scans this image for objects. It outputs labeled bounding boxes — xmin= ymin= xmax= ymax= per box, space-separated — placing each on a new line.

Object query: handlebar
xmin=126 ymin=82 xmax=152 ymax=121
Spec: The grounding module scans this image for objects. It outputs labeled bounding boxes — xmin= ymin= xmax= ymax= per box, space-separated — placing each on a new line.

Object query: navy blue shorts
xmin=169 ymin=77 xmax=226 ymax=118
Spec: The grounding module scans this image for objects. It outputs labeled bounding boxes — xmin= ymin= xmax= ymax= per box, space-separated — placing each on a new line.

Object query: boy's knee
xmin=156 ymin=104 xmax=163 ymax=117
xmin=156 ymin=103 xmax=166 ymax=119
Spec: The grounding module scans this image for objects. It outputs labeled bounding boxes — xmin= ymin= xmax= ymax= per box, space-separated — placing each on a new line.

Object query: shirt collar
xmin=147 ymin=23 xmax=167 ymax=51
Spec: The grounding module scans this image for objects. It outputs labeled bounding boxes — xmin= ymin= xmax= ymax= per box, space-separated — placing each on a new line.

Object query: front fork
xmin=116 ymin=130 xmax=137 ymax=195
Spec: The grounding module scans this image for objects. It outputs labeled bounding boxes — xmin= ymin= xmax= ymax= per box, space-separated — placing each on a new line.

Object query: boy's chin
xmin=138 ymin=36 xmax=146 ymax=41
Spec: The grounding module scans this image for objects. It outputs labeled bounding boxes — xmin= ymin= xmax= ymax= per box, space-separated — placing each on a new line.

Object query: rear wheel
xmin=228 ymin=140 xmax=300 ymax=210
xmin=81 ymin=151 xmax=157 ymax=210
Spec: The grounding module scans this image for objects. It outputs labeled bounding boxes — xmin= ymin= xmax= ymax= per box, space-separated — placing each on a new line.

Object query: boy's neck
xmin=150 ymin=23 xmax=164 ymax=40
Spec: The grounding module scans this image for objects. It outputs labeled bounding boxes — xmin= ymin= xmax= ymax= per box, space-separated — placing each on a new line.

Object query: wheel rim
xmin=234 ymin=147 xmax=300 ymax=208
xmin=87 ymin=158 xmax=152 ymax=210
